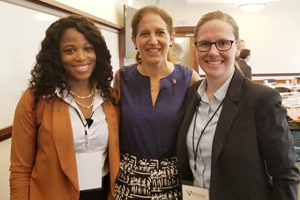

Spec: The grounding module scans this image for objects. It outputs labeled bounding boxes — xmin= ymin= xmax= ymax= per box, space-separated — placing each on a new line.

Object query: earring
xmin=169 ymin=44 xmax=172 ymax=47
xmin=135 ymin=47 xmax=138 ymax=50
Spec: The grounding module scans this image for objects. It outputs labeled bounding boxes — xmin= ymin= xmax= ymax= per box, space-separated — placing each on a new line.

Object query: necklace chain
xmin=150 ymin=69 xmax=169 ymax=92
xmin=150 ymin=80 xmax=161 ymax=92
xmin=70 ymin=89 xmax=94 ymax=99
xmin=73 ymin=98 xmax=94 ymax=109
xmin=70 ymin=89 xmax=95 ymax=109
xmin=140 ymin=66 xmax=170 ymax=92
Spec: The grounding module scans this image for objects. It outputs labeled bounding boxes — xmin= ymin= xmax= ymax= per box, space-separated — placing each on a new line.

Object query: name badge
xmin=182 ymin=184 xmax=209 ymax=200
xmin=76 ymin=151 xmax=102 ymax=191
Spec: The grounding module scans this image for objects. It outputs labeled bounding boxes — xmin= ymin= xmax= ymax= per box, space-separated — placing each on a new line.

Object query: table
xmin=287 ymin=108 xmax=300 ymax=123
xmin=280 ymin=92 xmax=300 ymax=122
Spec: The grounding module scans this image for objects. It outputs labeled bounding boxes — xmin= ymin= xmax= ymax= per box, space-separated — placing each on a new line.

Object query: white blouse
xmin=57 ymin=89 xmax=109 ymax=178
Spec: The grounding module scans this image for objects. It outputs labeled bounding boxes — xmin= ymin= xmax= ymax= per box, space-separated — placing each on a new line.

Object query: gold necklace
xmin=72 ymin=94 xmax=95 ymax=109
xmin=70 ymin=89 xmax=94 ymax=99
xmin=140 ymin=66 xmax=170 ymax=92
xmin=150 ymin=79 xmax=161 ymax=92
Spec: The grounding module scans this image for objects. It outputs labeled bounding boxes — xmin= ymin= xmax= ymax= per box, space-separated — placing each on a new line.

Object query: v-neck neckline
xmin=135 ymin=64 xmax=177 ymax=108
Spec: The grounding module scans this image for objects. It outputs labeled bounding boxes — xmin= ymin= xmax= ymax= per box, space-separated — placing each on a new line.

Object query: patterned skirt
xmin=115 ymin=153 xmax=181 ymax=200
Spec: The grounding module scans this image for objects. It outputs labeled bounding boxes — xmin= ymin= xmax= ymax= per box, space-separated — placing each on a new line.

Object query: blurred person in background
xmin=237 ymin=48 xmax=252 ymax=79
xmin=168 ymin=42 xmax=184 ymax=64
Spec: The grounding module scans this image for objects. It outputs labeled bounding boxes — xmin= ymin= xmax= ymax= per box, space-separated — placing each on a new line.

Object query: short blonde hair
xmin=194 ymin=11 xmax=239 ymax=41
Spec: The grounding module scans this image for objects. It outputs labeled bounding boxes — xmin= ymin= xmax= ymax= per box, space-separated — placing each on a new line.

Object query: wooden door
xmin=174 ymin=26 xmax=198 ymax=73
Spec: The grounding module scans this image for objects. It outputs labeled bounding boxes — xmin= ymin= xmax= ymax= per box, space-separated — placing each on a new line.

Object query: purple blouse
xmin=119 ymin=63 xmax=193 ymax=160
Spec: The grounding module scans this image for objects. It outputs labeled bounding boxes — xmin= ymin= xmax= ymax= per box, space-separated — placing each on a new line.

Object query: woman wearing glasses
xmin=177 ymin=11 xmax=300 ymax=200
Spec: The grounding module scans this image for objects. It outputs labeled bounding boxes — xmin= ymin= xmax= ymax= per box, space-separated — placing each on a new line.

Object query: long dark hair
xmin=30 ymin=15 xmax=115 ymax=108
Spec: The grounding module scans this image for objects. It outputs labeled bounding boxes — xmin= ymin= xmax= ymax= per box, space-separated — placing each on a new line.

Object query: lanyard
xmin=74 ymin=108 xmax=94 ymax=150
xmin=192 ymin=98 xmax=224 ymax=171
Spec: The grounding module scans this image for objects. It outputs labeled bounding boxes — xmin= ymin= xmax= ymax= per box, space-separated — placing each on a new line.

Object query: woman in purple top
xmin=113 ymin=5 xmax=200 ymax=199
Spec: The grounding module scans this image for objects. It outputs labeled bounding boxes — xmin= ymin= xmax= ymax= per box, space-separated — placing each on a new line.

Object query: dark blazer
xmin=237 ymin=59 xmax=252 ymax=80
xmin=177 ymin=69 xmax=300 ymax=200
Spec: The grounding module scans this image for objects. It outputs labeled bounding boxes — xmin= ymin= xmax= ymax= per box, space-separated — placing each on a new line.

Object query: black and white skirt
xmin=115 ymin=153 xmax=181 ymax=200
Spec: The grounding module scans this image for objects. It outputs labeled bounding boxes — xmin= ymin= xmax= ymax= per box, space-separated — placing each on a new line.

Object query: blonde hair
xmin=194 ymin=11 xmax=239 ymax=41
xmin=194 ymin=11 xmax=242 ymax=72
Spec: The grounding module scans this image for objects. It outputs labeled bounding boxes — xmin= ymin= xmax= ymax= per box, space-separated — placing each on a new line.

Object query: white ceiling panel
xmin=158 ymin=0 xmax=300 ymax=6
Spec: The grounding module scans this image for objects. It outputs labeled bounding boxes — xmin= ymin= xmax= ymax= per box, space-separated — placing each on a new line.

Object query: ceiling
xmin=146 ymin=0 xmax=299 ymax=7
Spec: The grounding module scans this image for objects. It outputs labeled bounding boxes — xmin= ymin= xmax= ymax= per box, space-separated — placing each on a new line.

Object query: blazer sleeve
xmin=9 ymin=89 xmax=38 ymax=200
xmin=256 ymin=89 xmax=300 ymax=200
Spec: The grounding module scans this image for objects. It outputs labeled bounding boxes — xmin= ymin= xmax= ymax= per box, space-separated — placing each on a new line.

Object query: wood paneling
xmin=174 ymin=26 xmax=197 ymax=72
xmin=0 ymin=126 xmax=12 ymax=142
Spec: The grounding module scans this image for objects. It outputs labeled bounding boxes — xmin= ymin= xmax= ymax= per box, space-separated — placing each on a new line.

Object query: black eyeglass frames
xmin=194 ymin=40 xmax=237 ymax=52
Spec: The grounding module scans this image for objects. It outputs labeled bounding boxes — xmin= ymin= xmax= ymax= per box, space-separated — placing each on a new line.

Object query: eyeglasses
xmin=194 ymin=40 xmax=236 ymax=52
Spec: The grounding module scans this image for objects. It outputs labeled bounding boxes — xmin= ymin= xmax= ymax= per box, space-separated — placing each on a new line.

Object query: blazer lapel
xmin=211 ymin=69 xmax=244 ymax=165
xmin=51 ymin=99 xmax=79 ymax=191
xmin=102 ymin=101 xmax=120 ymax=173
xmin=180 ymin=81 xmax=201 ymax=142
xmin=182 ymin=95 xmax=200 ymax=135
xmin=177 ymin=82 xmax=201 ymax=180
xmin=102 ymin=101 xmax=120 ymax=195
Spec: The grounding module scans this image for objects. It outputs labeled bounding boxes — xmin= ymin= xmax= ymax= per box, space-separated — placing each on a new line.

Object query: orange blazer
xmin=10 ymin=88 xmax=120 ymax=200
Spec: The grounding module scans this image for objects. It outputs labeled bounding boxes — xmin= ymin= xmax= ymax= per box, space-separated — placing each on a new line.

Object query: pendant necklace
xmin=140 ymin=66 xmax=170 ymax=92
xmin=150 ymin=79 xmax=161 ymax=92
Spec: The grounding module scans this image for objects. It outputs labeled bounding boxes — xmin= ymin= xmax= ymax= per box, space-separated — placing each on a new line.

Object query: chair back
xmin=275 ymin=87 xmax=291 ymax=93
xmin=262 ymin=79 xmax=277 ymax=85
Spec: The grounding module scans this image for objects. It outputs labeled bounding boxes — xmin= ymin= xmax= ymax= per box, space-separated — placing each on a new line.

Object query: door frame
xmin=174 ymin=26 xmax=198 ymax=73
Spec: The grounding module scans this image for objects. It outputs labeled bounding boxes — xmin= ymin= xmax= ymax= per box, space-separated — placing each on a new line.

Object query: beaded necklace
xmin=70 ymin=89 xmax=94 ymax=99
xmin=70 ymin=89 xmax=94 ymax=109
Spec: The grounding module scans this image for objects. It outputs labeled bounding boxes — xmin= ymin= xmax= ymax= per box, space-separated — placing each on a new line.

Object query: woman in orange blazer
xmin=10 ymin=15 xmax=119 ymax=200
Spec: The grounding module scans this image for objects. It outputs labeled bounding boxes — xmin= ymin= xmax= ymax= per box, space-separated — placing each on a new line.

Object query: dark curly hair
xmin=30 ymin=15 xmax=115 ymax=108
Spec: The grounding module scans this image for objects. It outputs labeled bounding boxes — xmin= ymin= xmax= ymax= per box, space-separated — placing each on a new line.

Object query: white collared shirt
xmin=187 ymin=72 xmax=233 ymax=189
xmin=56 ymin=89 xmax=109 ymax=177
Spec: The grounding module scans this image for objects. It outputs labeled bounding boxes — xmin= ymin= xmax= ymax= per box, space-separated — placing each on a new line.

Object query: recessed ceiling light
xmin=239 ymin=3 xmax=266 ymax=12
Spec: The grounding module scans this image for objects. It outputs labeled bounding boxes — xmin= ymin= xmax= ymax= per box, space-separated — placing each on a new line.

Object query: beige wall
xmin=54 ymin=0 xmax=149 ymax=26
xmin=55 ymin=0 xmax=300 ymax=74
xmin=164 ymin=1 xmax=300 ymax=74
xmin=0 ymin=139 xmax=11 ymax=200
